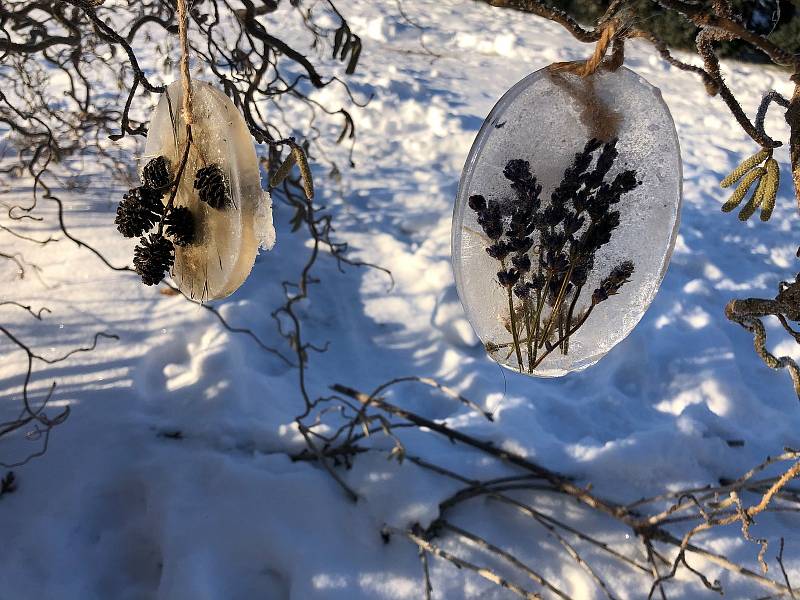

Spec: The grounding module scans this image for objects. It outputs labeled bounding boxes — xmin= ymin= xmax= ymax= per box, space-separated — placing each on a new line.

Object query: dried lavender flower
xmin=497 ymin=269 xmax=520 ymax=287
xmin=503 ymin=159 xmax=533 ymax=183
xmin=529 ymin=273 xmax=546 ymax=290
xmin=514 ymin=282 xmax=534 ymax=299
xmin=486 ymin=241 xmax=511 ymax=260
xmin=476 ymin=199 xmax=504 ymax=240
xmin=511 ymin=253 xmax=531 ymax=272
xmin=468 ymin=194 xmax=486 ymax=212
xmin=592 ymin=261 xmax=635 ymax=304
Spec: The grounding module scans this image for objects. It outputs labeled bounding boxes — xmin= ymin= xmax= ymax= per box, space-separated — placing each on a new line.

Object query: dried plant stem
xmin=384 ymin=526 xmax=543 ymax=600
xmin=420 ymin=549 xmax=433 ymax=600
xmin=523 ymin=298 xmax=534 ymax=372
xmin=507 ymin=288 xmax=524 ymax=370
xmin=158 ymin=125 xmax=193 ymax=237
xmin=492 ymin=306 xmax=594 ymax=361
xmin=777 ymin=538 xmax=797 ymax=599
xmin=750 ymin=460 xmax=800 ymax=516
xmin=331 ymin=384 xmax=624 ymax=518
xmin=297 ymin=422 xmax=359 ymax=503
xmin=644 ymin=539 xmax=669 ymax=600
xmin=502 ymin=256 xmax=525 ymax=370
xmin=538 ymin=261 xmax=576 ymax=349
xmin=517 ymin=508 xmax=619 ymax=600
xmin=439 ymin=521 xmax=572 ymax=599
xmin=562 ymin=285 xmax=583 ymax=355
xmin=530 ymin=305 xmax=595 ymax=370
xmin=368 ymin=376 xmax=493 ymax=421
xmin=648 ymin=527 xmax=793 ymax=597
xmin=531 ymin=287 xmax=542 ymax=366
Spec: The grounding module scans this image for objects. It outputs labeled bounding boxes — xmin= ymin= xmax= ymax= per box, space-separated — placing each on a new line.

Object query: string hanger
xmin=177 ymin=0 xmax=193 ymax=125
xmin=548 ymin=0 xmax=630 ymax=78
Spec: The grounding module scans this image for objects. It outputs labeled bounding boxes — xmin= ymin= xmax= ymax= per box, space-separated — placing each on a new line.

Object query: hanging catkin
xmin=722 ymin=166 xmax=766 ymax=212
xmin=720 ymin=149 xmax=770 ymax=188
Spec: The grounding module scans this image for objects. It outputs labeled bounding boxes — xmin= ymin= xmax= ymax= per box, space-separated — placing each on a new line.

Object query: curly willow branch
xmin=726 ymin=300 xmax=800 ymax=399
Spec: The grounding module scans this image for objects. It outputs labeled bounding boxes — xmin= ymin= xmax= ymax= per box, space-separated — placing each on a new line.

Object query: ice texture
xmin=452 ymin=66 xmax=682 ymax=377
xmin=143 ymin=81 xmax=275 ymax=301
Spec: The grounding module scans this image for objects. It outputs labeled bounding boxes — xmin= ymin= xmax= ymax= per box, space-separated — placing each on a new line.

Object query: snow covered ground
xmin=1 ymin=1 xmax=799 ymax=598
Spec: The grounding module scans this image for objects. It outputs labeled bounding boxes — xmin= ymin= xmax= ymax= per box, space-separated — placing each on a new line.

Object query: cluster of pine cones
xmin=115 ymin=156 xmax=230 ymax=286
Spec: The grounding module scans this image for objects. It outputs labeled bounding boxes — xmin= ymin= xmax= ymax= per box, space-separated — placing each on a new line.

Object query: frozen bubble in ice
xmin=452 ymin=66 xmax=682 ymax=377
xmin=143 ymin=80 xmax=275 ymax=301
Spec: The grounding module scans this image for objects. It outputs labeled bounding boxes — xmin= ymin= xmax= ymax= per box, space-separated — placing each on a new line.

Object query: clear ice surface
xmin=144 ymin=81 xmax=275 ymax=302
xmin=452 ymin=66 xmax=682 ymax=377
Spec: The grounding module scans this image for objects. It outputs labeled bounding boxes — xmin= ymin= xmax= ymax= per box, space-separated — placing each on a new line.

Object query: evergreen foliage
xmin=549 ymin=0 xmax=799 ymax=60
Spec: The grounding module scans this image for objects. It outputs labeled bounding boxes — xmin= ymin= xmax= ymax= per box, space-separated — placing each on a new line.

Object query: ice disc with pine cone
xmin=452 ymin=66 xmax=682 ymax=377
xmin=142 ymin=80 xmax=275 ymax=301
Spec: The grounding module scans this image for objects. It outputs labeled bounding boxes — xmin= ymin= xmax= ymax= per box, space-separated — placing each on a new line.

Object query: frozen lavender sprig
xmin=468 ymin=138 xmax=641 ymax=373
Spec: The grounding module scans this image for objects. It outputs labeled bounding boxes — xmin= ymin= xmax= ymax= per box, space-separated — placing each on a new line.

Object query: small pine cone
xmin=142 ymin=156 xmax=172 ymax=190
xmin=133 ymin=234 xmax=174 ymax=286
xmin=164 ymin=206 xmax=195 ymax=247
xmin=194 ymin=164 xmax=230 ymax=209
xmin=115 ymin=187 xmax=162 ymax=238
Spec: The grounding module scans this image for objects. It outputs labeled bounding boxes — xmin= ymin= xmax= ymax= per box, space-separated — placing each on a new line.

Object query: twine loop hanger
xmin=545 ymin=0 xmax=632 ymax=140
xmin=177 ymin=0 xmax=194 ymax=126
xmin=548 ymin=0 xmax=630 ymax=78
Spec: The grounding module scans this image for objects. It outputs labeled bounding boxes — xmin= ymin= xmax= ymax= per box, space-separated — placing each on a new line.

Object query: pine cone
xmin=164 ymin=206 xmax=195 ymax=247
xmin=142 ymin=156 xmax=172 ymax=190
xmin=194 ymin=164 xmax=229 ymax=209
xmin=133 ymin=234 xmax=174 ymax=286
xmin=115 ymin=187 xmax=162 ymax=238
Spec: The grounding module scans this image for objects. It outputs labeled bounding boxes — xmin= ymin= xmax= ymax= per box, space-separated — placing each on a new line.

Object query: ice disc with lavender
xmin=452 ymin=66 xmax=682 ymax=377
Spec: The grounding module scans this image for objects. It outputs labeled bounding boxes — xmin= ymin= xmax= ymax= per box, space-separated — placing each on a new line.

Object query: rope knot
xmin=548 ymin=20 xmax=624 ymax=78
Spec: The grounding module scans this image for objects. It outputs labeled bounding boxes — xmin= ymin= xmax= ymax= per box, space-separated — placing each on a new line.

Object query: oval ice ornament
xmin=143 ymin=80 xmax=275 ymax=301
xmin=452 ymin=66 xmax=682 ymax=377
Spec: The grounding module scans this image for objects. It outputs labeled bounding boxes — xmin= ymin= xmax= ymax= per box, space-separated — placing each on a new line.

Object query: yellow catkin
xmin=292 ymin=146 xmax=314 ymax=200
xmin=269 ymin=151 xmax=297 ymax=188
xmin=738 ymin=176 xmax=766 ymax=221
xmin=759 ymin=158 xmax=780 ymax=222
xmin=721 ymin=167 xmax=765 ymax=213
xmin=720 ymin=149 xmax=770 ymax=188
